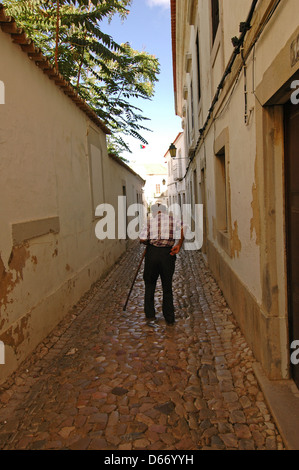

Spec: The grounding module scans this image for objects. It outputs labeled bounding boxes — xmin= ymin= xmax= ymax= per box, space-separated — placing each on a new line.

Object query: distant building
xmin=132 ymin=163 xmax=168 ymax=209
xmin=164 ymin=132 xmax=187 ymax=209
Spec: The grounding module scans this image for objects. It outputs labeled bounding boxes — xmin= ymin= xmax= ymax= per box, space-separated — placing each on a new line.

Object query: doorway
xmin=200 ymin=169 xmax=207 ymax=254
xmin=285 ymin=101 xmax=299 ymax=388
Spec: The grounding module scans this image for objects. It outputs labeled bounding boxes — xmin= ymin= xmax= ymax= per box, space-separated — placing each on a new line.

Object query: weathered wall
xmin=0 ymin=29 xmax=144 ymax=384
xmin=174 ymin=0 xmax=299 ymax=380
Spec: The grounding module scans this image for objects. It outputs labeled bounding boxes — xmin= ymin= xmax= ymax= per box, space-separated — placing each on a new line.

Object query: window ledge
xmin=217 ymin=229 xmax=232 ymax=257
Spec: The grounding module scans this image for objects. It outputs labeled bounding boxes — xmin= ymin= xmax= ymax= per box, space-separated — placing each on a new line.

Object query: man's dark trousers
xmin=143 ymin=244 xmax=176 ymax=324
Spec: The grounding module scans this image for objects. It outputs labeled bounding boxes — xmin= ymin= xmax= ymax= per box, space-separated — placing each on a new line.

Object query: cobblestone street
xmin=0 ymin=243 xmax=284 ymax=450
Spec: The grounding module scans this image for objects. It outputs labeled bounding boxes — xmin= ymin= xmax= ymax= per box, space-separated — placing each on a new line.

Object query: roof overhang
xmin=0 ymin=3 xmax=111 ymax=135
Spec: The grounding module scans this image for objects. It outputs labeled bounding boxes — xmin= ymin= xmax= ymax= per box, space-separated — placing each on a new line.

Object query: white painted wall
xmin=0 ymin=30 xmax=144 ymax=383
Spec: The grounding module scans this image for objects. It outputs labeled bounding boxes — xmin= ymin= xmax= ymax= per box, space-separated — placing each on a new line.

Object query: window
xmin=168 ymin=160 xmax=171 ymax=178
xmin=191 ymin=80 xmax=194 ymax=131
xmin=178 ymin=150 xmax=182 ymax=179
xmin=215 ymin=149 xmax=228 ymax=232
xmin=188 ymin=106 xmax=192 ymax=144
xmin=173 ymin=159 xmax=177 ymax=180
xmin=214 ymin=128 xmax=232 ymax=255
xmin=211 ymin=0 xmax=219 ymax=44
xmin=190 ymin=181 xmax=193 ymax=207
xmin=185 ymin=111 xmax=190 ymax=147
xmin=156 ymin=184 xmax=161 ymax=194
xmin=196 ymin=33 xmax=201 ymax=102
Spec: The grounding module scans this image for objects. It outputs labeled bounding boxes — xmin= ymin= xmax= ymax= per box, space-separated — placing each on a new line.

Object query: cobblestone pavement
xmin=0 ymin=243 xmax=285 ymax=450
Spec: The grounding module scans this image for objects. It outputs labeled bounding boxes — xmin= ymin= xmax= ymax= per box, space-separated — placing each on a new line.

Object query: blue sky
xmin=102 ymin=0 xmax=182 ymax=166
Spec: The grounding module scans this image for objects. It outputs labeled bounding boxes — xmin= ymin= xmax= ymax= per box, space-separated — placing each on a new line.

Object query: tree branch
xmin=55 ymin=0 xmax=60 ymax=71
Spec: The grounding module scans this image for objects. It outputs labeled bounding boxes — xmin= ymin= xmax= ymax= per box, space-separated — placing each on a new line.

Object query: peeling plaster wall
xmin=175 ymin=0 xmax=299 ymax=379
xmin=0 ymin=31 xmax=144 ymax=384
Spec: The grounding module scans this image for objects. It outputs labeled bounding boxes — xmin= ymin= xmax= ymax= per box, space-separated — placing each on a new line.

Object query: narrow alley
xmin=0 ymin=243 xmax=284 ymax=451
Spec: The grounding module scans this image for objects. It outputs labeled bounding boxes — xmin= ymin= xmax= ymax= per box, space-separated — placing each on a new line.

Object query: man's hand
xmin=170 ymin=227 xmax=184 ymax=256
xmin=170 ymin=244 xmax=180 ymax=256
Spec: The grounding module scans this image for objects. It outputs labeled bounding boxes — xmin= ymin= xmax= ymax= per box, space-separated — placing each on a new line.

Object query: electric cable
xmin=178 ymin=0 xmax=282 ymax=182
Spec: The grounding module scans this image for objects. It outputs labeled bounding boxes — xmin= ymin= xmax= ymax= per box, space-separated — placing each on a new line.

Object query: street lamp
xmin=169 ymin=143 xmax=177 ymax=158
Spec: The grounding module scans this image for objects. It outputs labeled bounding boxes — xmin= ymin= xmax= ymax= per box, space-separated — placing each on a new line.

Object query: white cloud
xmin=146 ymin=0 xmax=170 ymax=9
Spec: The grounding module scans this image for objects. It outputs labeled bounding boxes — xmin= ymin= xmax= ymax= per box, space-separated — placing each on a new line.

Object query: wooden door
xmin=285 ymin=101 xmax=299 ymax=388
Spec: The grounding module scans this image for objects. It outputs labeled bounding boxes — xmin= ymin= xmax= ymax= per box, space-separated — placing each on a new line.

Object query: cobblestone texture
xmin=0 ymin=243 xmax=285 ymax=450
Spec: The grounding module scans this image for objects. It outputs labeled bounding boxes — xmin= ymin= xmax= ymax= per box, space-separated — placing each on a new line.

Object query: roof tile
xmin=0 ymin=3 xmax=110 ymax=135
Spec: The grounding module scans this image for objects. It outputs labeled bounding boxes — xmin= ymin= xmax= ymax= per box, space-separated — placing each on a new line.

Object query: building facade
xmin=132 ymin=163 xmax=168 ymax=209
xmin=0 ymin=7 xmax=144 ymax=384
xmin=171 ymin=0 xmax=299 ymax=385
xmin=165 ymin=132 xmax=187 ymax=209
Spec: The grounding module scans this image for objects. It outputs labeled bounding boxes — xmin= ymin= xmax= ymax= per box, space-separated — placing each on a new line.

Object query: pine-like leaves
xmin=3 ymin=0 xmax=160 ymax=157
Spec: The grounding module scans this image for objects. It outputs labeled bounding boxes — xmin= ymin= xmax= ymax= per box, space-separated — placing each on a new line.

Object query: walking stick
xmin=123 ymin=248 xmax=147 ymax=311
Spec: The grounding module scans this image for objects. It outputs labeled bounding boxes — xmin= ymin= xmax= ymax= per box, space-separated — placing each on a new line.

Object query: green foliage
xmin=3 ymin=0 xmax=160 ymax=157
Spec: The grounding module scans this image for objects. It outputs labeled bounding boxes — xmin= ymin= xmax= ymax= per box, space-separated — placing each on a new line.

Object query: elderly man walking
xmin=139 ymin=203 xmax=184 ymax=325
